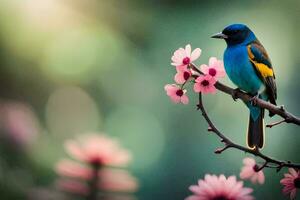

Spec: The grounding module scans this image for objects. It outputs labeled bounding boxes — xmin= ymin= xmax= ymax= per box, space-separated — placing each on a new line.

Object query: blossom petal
xmin=98 ymin=168 xmax=138 ymax=192
xmin=55 ymin=159 xmax=92 ymax=180
xmin=240 ymin=167 xmax=255 ymax=179
xmin=209 ymin=57 xmax=218 ymax=66
xmin=164 ymin=84 xmax=177 ymax=96
xmin=206 ymin=86 xmax=217 ymax=94
xmin=64 ymin=140 xmax=87 ymax=162
xmin=191 ymin=48 xmax=201 ymax=61
xmin=170 ymin=95 xmax=181 ymax=103
xmin=181 ymin=95 xmax=189 ymax=105
xmin=289 ymin=168 xmax=298 ymax=177
xmin=174 ymin=72 xmax=186 ymax=84
xmin=193 ymin=83 xmax=201 ymax=93
xmin=176 ymin=65 xmax=188 ymax=72
xmin=56 ymin=179 xmax=89 ymax=195
xmin=186 ymin=174 xmax=254 ymax=200
xmin=243 ymin=158 xmax=256 ymax=166
xmin=257 ymin=171 xmax=265 ymax=184
xmin=185 ymin=44 xmax=191 ymax=57
xmin=200 ymin=64 xmax=209 ymax=75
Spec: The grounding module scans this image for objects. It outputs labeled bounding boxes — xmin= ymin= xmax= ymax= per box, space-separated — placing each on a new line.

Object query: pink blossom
xmin=186 ymin=174 xmax=254 ymax=200
xmin=55 ymin=133 xmax=138 ymax=196
xmin=280 ymin=168 xmax=300 ymax=199
xmin=55 ymin=159 xmax=93 ymax=180
xmin=98 ymin=168 xmax=138 ymax=192
xmin=0 ymin=102 xmax=40 ymax=147
xmin=55 ymin=159 xmax=138 ymax=193
xmin=164 ymin=84 xmax=189 ymax=104
xmin=200 ymin=57 xmax=226 ymax=78
xmin=193 ymin=75 xmax=217 ymax=94
xmin=240 ymin=157 xmax=265 ymax=184
xmin=56 ymin=179 xmax=89 ymax=196
xmin=174 ymin=68 xmax=192 ymax=84
xmin=64 ymin=134 xmax=131 ymax=167
xmin=171 ymin=44 xmax=201 ymax=70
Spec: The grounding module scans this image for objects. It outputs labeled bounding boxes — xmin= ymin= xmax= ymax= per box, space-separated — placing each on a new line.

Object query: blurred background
xmin=0 ymin=0 xmax=299 ymax=199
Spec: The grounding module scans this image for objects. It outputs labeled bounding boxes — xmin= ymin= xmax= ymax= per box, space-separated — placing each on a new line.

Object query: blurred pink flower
xmin=56 ymin=159 xmax=137 ymax=193
xmin=164 ymin=84 xmax=189 ymax=104
xmin=200 ymin=57 xmax=226 ymax=79
xmin=98 ymin=168 xmax=138 ymax=192
xmin=174 ymin=69 xmax=192 ymax=84
xmin=55 ymin=133 xmax=138 ymax=197
xmin=280 ymin=168 xmax=300 ymax=199
xmin=56 ymin=179 xmax=89 ymax=196
xmin=0 ymin=101 xmax=40 ymax=147
xmin=186 ymin=174 xmax=254 ymax=200
xmin=55 ymin=159 xmax=93 ymax=180
xmin=193 ymin=75 xmax=217 ymax=94
xmin=240 ymin=157 xmax=265 ymax=184
xmin=171 ymin=44 xmax=201 ymax=70
xmin=64 ymin=134 xmax=131 ymax=167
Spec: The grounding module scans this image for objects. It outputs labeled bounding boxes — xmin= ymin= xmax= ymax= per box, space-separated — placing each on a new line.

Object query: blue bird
xmin=211 ymin=24 xmax=277 ymax=149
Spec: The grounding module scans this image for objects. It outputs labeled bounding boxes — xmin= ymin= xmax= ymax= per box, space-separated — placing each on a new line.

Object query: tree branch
xmin=190 ymin=63 xmax=300 ymax=126
xmin=197 ymin=92 xmax=300 ymax=171
xmin=266 ymin=119 xmax=287 ymax=128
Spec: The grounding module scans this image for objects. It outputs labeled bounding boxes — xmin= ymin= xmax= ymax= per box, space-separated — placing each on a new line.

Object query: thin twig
xmin=190 ymin=63 xmax=300 ymax=126
xmin=266 ymin=119 xmax=287 ymax=128
xmin=256 ymin=161 xmax=268 ymax=172
xmin=197 ymin=93 xmax=300 ymax=171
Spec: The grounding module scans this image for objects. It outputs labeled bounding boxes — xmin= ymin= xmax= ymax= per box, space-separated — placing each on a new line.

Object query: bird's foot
xmin=249 ymin=93 xmax=259 ymax=106
xmin=231 ymin=88 xmax=242 ymax=101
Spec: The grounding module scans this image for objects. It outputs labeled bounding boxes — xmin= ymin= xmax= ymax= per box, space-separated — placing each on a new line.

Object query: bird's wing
xmin=247 ymin=40 xmax=277 ymax=104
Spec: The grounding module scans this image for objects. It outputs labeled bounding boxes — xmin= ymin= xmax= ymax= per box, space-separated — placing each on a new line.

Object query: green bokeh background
xmin=0 ymin=0 xmax=299 ymax=199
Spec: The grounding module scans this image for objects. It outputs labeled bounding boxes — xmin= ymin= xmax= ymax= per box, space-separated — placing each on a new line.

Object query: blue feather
xmin=224 ymin=45 xmax=264 ymax=120
xmin=220 ymin=24 xmax=274 ymax=120
xmin=213 ymin=23 xmax=277 ymax=148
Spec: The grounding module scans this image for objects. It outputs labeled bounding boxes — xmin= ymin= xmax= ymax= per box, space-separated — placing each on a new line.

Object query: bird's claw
xmin=249 ymin=93 xmax=259 ymax=106
xmin=231 ymin=88 xmax=241 ymax=101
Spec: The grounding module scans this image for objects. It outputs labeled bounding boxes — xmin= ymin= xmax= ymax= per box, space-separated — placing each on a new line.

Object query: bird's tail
xmin=247 ymin=108 xmax=265 ymax=149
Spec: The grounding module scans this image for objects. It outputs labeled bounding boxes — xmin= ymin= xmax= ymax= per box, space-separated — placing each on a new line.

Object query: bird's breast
xmin=224 ymin=46 xmax=263 ymax=94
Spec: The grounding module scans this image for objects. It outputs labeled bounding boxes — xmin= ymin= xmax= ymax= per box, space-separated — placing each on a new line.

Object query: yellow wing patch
xmin=247 ymin=45 xmax=274 ymax=78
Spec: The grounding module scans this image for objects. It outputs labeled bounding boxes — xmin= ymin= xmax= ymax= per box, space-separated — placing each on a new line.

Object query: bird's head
xmin=211 ymin=24 xmax=256 ymax=46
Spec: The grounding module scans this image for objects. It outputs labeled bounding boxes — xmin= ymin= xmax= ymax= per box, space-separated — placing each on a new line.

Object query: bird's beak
xmin=211 ymin=32 xmax=228 ymax=39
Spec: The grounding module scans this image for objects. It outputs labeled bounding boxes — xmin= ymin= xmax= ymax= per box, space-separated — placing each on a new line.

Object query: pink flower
xmin=55 ymin=159 xmax=93 ymax=180
xmin=98 ymin=168 xmax=138 ymax=192
xmin=56 ymin=160 xmax=138 ymax=193
xmin=171 ymin=44 xmax=201 ymax=70
xmin=0 ymin=102 xmax=40 ymax=147
xmin=164 ymin=84 xmax=189 ymax=104
xmin=186 ymin=174 xmax=254 ymax=200
xmin=193 ymin=75 xmax=217 ymax=94
xmin=280 ymin=168 xmax=300 ymax=199
xmin=200 ymin=57 xmax=226 ymax=79
xmin=239 ymin=158 xmax=265 ymax=184
xmin=56 ymin=179 xmax=89 ymax=196
xmin=174 ymin=69 xmax=192 ymax=84
xmin=64 ymin=134 xmax=131 ymax=167
xmin=55 ymin=133 xmax=138 ymax=196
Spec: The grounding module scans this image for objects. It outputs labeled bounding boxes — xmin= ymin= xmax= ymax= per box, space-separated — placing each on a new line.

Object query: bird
xmin=211 ymin=24 xmax=277 ymax=150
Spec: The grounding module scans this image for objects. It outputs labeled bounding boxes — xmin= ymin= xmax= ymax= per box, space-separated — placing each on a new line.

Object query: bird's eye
xmin=232 ymin=30 xmax=239 ymax=34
